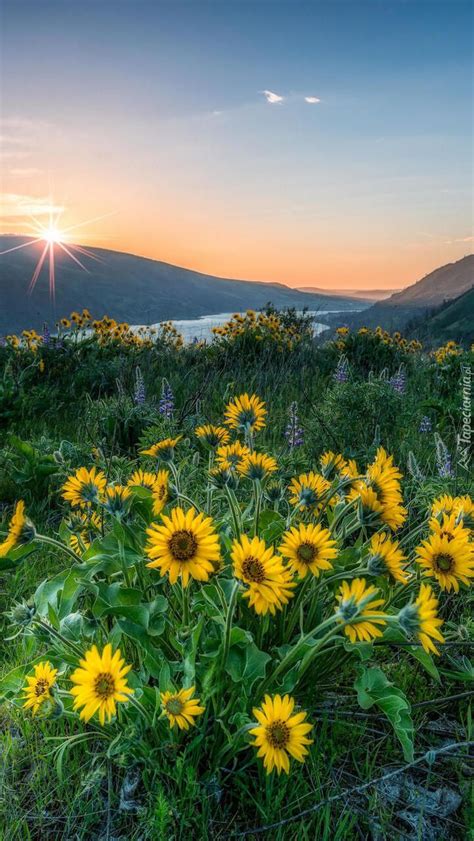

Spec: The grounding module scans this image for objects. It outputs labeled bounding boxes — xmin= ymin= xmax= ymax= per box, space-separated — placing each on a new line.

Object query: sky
xmin=1 ymin=0 xmax=472 ymax=291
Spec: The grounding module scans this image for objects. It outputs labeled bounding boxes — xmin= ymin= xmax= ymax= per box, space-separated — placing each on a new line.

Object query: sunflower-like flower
xmin=366 ymin=532 xmax=410 ymax=584
xmin=414 ymin=529 xmax=474 ymax=592
xmin=22 ymin=661 xmax=58 ymax=715
xmin=335 ymin=578 xmax=387 ymax=643
xmin=431 ymin=494 xmax=473 ymax=532
xmin=68 ymin=510 xmax=102 ymax=555
xmin=151 ymin=469 xmax=170 ymax=516
xmin=216 ymin=441 xmax=250 ymax=469
xmin=231 ymin=534 xmax=296 ymax=615
xmin=195 ymin=424 xmax=230 ymax=447
xmin=61 ymin=467 xmax=107 ymax=508
xmin=319 ymin=451 xmax=348 ymax=480
xmin=0 ymin=501 xmax=36 ymax=557
xmin=398 ymin=583 xmax=445 ymax=655
xmin=70 ymin=644 xmax=133 ymax=725
xmin=224 ymin=393 xmax=267 ymax=433
xmin=279 ymin=522 xmax=338 ymax=579
xmin=429 ymin=512 xmax=472 ymax=544
xmin=250 ymin=694 xmax=313 ymax=775
xmin=160 ymin=686 xmax=205 ymax=729
xmin=237 ymin=451 xmax=278 ymax=481
xmin=127 ymin=469 xmax=159 ymax=491
xmin=365 ymin=447 xmax=407 ymax=530
xmin=141 ymin=435 xmax=183 ymax=461
xmin=288 ymin=471 xmax=332 ymax=514
xmin=103 ymin=484 xmax=132 ymax=516
xmin=145 ymin=507 xmax=221 ymax=587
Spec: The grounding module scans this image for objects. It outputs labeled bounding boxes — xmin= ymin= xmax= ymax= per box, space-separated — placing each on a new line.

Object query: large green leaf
xmin=226 ymin=641 xmax=271 ymax=691
xmin=354 ymin=666 xmax=414 ymax=761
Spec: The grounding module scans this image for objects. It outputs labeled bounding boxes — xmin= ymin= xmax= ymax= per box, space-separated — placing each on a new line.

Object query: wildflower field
xmin=0 ymin=309 xmax=472 ymax=840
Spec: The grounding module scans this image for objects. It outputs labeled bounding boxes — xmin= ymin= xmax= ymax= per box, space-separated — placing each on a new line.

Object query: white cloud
xmin=304 ymin=96 xmax=321 ymax=104
xmin=261 ymin=90 xmax=284 ymax=104
xmin=0 ymin=193 xmax=64 ymax=218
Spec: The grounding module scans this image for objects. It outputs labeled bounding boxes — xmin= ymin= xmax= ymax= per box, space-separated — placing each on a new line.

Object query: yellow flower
xmin=0 ymin=500 xmax=35 ymax=557
xmin=103 ymin=484 xmax=132 ymax=515
xmin=145 ymin=507 xmax=221 ymax=587
xmin=336 ymin=326 xmax=349 ymax=336
xmin=141 ymin=435 xmax=182 ymax=461
xmin=127 ymin=469 xmax=159 ymax=490
xmin=365 ymin=447 xmax=407 ymax=530
xmin=68 ymin=510 xmax=101 ymax=555
xmin=224 ymin=393 xmax=267 ymax=433
xmin=61 ymin=467 xmax=107 ymax=508
xmin=22 ymin=661 xmax=58 ymax=715
xmin=288 ymin=471 xmax=332 ymax=514
xmin=60 ymin=317 xmax=71 ymax=328
xmin=335 ymin=578 xmax=387 ymax=643
xmin=398 ymin=583 xmax=445 ymax=655
xmin=231 ymin=534 xmax=296 ymax=615
xmin=195 ymin=425 xmax=230 ymax=446
xmin=366 ymin=532 xmax=410 ymax=584
xmin=151 ymin=469 xmax=169 ymax=516
xmin=429 ymin=512 xmax=472 ymax=543
xmin=160 ymin=686 xmax=205 ymax=729
xmin=319 ymin=451 xmax=348 ymax=480
xmin=250 ymin=694 xmax=313 ymax=775
xmin=70 ymin=643 xmax=133 ymax=725
xmin=278 ymin=522 xmax=338 ymax=579
xmin=216 ymin=441 xmax=250 ymax=469
xmin=237 ymin=451 xmax=278 ymax=480
xmin=415 ymin=530 xmax=473 ymax=592
xmin=431 ymin=494 xmax=473 ymax=531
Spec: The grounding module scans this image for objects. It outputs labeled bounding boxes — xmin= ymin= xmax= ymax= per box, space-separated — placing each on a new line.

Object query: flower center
xmin=266 ymin=720 xmax=290 ymax=749
xmin=242 ymin=556 xmax=266 ymax=583
xmin=166 ymin=698 xmax=184 ymax=716
xmin=433 ymin=553 xmax=454 ymax=572
xmin=34 ymin=679 xmax=49 ymax=697
xmin=296 ymin=542 xmax=318 ymax=564
xmin=94 ymin=672 xmax=116 ymax=699
xmin=169 ymin=530 xmax=198 ymax=561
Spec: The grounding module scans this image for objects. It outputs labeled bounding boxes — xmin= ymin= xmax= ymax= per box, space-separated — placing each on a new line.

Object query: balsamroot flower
xmin=216 ymin=441 xmax=250 ymax=469
xmin=195 ymin=424 xmax=230 ymax=447
xmin=0 ymin=501 xmax=36 ymax=557
xmin=145 ymin=507 xmax=221 ymax=587
xmin=415 ymin=528 xmax=473 ymax=592
xmin=67 ymin=510 xmax=101 ymax=555
xmin=431 ymin=494 xmax=473 ymax=531
xmin=250 ymin=694 xmax=313 ymax=775
xmin=22 ymin=661 xmax=58 ymax=715
xmin=398 ymin=583 xmax=445 ymax=655
xmin=279 ymin=522 xmax=338 ymax=579
xmin=236 ymin=451 xmax=278 ymax=481
xmin=103 ymin=484 xmax=132 ymax=516
xmin=70 ymin=644 xmax=133 ymax=725
xmin=141 ymin=435 xmax=182 ymax=462
xmin=224 ymin=393 xmax=267 ymax=433
xmin=161 ymin=686 xmax=205 ymax=729
xmin=231 ymin=534 xmax=296 ymax=615
xmin=366 ymin=532 xmax=410 ymax=584
xmin=319 ymin=451 xmax=348 ymax=480
xmin=288 ymin=471 xmax=332 ymax=514
xmin=335 ymin=578 xmax=387 ymax=643
xmin=61 ymin=467 xmax=107 ymax=508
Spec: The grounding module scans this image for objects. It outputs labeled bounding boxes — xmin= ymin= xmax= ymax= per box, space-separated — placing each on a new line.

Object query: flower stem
xmin=36 ymin=534 xmax=80 ymax=564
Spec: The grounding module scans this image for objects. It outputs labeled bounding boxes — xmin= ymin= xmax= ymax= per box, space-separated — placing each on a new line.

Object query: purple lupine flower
xmin=419 ymin=416 xmax=432 ymax=434
xmin=0 ymin=337 xmax=6 ymax=348
xmin=334 ymin=356 xmax=349 ymax=383
xmin=159 ymin=379 xmax=174 ymax=419
xmin=42 ymin=323 xmax=51 ymax=346
xmin=134 ymin=366 xmax=146 ymax=405
xmin=435 ymin=433 xmax=454 ymax=478
xmin=389 ymin=368 xmax=406 ymax=394
xmin=285 ymin=401 xmax=304 ymax=448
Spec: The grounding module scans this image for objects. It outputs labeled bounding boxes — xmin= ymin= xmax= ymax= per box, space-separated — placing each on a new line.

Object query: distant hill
xmin=298 ymin=286 xmax=401 ymax=301
xmin=406 ymin=286 xmax=474 ymax=347
xmin=348 ymin=255 xmax=474 ymax=331
xmin=0 ymin=236 xmax=366 ymax=333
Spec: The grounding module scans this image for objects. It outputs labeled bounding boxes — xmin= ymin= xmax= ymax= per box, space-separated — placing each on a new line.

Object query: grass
xmin=0 ymin=318 xmax=472 ymax=839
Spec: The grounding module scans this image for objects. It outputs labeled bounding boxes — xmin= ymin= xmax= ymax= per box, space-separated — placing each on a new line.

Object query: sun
xmin=41 ymin=227 xmax=65 ymax=245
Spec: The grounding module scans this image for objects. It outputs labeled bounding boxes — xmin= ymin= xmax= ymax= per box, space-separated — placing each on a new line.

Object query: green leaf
xmin=226 ymin=642 xmax=271 ymax=691
xmin=354 ymin=666 xmax=414 ymax=761
xmin=382 ymin=627 xmax=440 ymax=682
xmin=34 ymin=569 xmax=82 ymax=619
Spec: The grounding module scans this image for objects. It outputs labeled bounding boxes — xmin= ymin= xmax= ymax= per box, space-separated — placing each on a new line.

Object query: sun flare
xmin=41 ymin=227 xmax=65 ymax=245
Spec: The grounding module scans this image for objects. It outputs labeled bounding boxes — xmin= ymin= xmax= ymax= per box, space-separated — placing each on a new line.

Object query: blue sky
xmin=1 ymin=0 xmax=472 ymax=289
